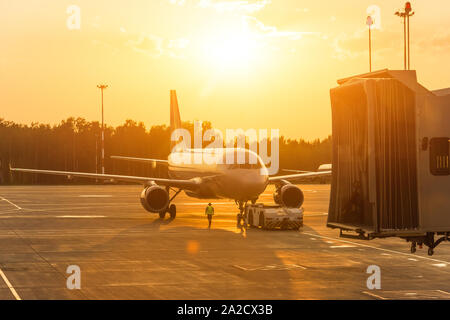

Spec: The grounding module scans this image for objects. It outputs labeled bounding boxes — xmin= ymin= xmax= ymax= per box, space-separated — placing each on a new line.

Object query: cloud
xmin=331 ymin=28 xmax=401 ymax=60
xmin=295 ymin=8 xmax=309 ymax=13
xmin=242 ymin=16 xmax=316 ymax=40
xmin=127 ymin=34 xmax=190 ymax=58
xmin=127 ymin=34 xmax=164 ymax=58
xmin=169 ymin=0 xmax=186 ymax=5
xmin=418 ymin=33 xmax=450 ymax=52
xmin=167 ymin=38 xmax=191 ymax=58
xmin=197 ymin=0 xmax=270 ymax=13
xmin=89 ymin=16 xmax=102 ymax=29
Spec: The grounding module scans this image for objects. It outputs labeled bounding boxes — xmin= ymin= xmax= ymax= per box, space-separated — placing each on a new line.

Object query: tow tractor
xmin=242 ymin=203 xmax=303 ymax=230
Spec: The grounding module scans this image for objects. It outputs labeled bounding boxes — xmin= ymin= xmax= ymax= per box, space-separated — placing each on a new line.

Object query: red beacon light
xmin=405 ymin=2 xmax=412 ymax=13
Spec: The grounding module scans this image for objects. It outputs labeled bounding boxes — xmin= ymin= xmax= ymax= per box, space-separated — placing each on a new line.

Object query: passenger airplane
xmin=11 ymin=91 xmax=331 ymax=219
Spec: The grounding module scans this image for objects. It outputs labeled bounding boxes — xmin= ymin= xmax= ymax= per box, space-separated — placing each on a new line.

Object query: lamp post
xmin=95 ymin=133 xmax=98 ymax=182
xmin=366 ymin=15 xmax=374 ymax=72
xmin=405 ymin=2 xmax=414 ymax=70
xmin=97 ymin=84 xmax=108 ymax=174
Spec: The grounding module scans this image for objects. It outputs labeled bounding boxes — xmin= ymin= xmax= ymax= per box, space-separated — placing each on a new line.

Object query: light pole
xmin=95 ymin=133 xmax=98 ymax=182
xmin=395 ymin=2 xmax=414 ymax=70
xmin=405 ymin=2 xmax=414 ymax=70
xmin=366 ymin=15 xmax=374 ymax=72
xmin=97 ymin=84 xmax=108 ymax=174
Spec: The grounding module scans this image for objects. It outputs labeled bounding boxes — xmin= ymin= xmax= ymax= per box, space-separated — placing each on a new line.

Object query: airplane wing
xmin=269 ymin=170 xmax=331 ymax=183
xmin=10 ymin=167 xmax=199 ymax=190
xmin=111 ymin=156 xmax=169 ymax=164
xmin=281 ymin=169 xmax=312 ymax=173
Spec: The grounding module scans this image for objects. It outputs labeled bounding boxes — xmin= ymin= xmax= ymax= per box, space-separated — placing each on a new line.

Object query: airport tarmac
xmin=0 ymin=184 xmax=448 ymax=300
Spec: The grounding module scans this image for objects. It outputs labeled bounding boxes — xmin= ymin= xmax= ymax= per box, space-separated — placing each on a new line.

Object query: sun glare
xmin=202 ymin=30 xmax=261 ymax=71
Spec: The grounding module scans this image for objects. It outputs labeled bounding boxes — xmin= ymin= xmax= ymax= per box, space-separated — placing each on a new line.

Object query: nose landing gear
xmin=236 ymin=200 xmax=247 ymax=227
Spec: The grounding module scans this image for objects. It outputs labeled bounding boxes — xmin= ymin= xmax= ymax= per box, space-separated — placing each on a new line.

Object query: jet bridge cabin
xmin=327 ymin=69 xmax=449 ymax=255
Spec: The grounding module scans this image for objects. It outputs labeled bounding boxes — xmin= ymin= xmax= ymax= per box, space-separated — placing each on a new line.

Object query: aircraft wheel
xmin=428 ymin=247 xmax=434 ymax=256
xmin=159 ymin=212 xmax=166 ymax=219
xmin=169 ymin=204 xmax=176 ymax=220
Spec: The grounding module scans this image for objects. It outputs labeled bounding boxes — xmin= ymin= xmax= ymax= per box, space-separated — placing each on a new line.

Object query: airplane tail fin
xmin=170 ymin=90 xmax=182 ymax=131
xmin=170 ymin=90 xmax=183 ymax=151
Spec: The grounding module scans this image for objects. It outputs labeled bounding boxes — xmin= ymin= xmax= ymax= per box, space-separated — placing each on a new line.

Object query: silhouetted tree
xmin=0 ymin=118 xmax=331 ymax=184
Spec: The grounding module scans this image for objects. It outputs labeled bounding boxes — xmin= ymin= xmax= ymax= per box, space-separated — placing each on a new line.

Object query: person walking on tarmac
xmin=205 ymin=203 xmax=214 ymax=229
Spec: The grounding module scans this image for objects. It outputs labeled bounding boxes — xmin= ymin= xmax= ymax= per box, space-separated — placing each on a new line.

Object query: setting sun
xmin=203 ymin=32 xmax=259 ymax=70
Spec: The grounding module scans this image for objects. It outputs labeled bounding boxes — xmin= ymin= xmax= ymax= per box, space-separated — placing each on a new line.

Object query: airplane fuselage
xmin=168 ymin=148 xmax=269 ymax=201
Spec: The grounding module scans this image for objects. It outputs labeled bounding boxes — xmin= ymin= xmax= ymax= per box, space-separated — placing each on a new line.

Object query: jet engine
xmin=140 ymin=185 xmax=170 ymax=213
xmin=273 ymin=184 xmax=304 ymax=208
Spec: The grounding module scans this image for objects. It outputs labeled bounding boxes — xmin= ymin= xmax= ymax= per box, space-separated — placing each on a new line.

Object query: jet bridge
xmin=327 ymin=69 xmax=450 ymax=255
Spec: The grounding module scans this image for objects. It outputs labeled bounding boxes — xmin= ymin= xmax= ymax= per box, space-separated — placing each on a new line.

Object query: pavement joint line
xmin=0 ymin=209 xmax=23 ymax=215
xmin=362 ymin=291 xmax=386 ymax=300
xmin=302 ymin=232 xmax=450 ymax=265
xmin=4 ymin=226 xmax=90 ymax=300
xmin=0 ymin=197 xmax=22 ymax=210
xmin=16 ymin=205 xmax=139 ymax=213
xmin=56 ymin=215 xmax=106 ymax=218
xmin=0 ymin=268 xmax=21 ymax=300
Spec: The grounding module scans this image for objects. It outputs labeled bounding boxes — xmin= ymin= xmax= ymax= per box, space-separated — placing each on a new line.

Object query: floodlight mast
xmin=395 ymin=2 xmax=414 ymax=70
xmin=366 ymin=15 xmax=374 ymax=72
xmin=97 ymin=84 xmax=108 ymax=175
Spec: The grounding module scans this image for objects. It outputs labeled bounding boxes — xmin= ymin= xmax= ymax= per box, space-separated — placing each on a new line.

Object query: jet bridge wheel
xmin=159 ymin=212 xmax=166 ymax=219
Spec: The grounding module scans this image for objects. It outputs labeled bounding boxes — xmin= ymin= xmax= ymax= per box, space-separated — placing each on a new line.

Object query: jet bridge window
xmin=430 ymin=137 xmax=449 ymax=176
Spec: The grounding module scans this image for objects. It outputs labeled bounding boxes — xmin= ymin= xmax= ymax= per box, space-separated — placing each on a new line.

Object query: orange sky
xmin=1 ymin=0 xmax=449 ymax=140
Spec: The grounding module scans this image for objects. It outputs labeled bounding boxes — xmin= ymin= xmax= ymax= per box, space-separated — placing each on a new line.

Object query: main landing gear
xmin=160 ymin=188 xmax=182 ymax=220
xmin=236 ymin=200 xmax=252 ymax=227
xmin=159 ymin=204 xmax=177 ymax=220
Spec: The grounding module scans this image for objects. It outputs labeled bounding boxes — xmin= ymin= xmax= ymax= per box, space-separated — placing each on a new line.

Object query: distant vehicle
xmin=245 ymin=203 xmax=303 ymax=230
xmin=317 ymin=164 xmax=332 ymax=172
xmin=11 ymin=91 xmax=331 ymax=220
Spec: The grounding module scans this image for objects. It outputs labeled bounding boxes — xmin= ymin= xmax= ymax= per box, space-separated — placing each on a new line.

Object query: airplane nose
xmin=238 ymin=171 xmax=268 ymax=197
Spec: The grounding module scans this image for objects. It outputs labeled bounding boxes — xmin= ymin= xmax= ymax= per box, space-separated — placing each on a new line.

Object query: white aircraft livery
xmin=11 ymin=91 xmax=331 ymax=219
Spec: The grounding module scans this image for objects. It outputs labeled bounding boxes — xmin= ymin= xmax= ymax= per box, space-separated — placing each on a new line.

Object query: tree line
xmin=0 ymin=118 xmax=331 ymax=184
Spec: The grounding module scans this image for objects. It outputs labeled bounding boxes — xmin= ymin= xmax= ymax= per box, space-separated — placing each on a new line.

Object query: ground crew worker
xmin=205 ymin=203 xmax=214 ymax=229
